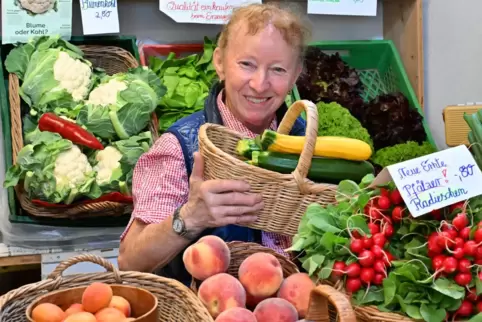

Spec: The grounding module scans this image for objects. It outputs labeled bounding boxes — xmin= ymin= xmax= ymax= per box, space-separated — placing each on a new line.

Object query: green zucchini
xmin=236 ymin=138 xmax=262 ymax=159
xmin=251 ymin=151 xmax=375 ymax=184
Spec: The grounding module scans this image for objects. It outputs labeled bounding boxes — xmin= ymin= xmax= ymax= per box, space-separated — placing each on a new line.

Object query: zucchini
xmin=251 ymin=151 xmax=375 ymax=184
xmin=236 ymin=137 xmax=262 ymax=159
xmin=260 ymin=130 xmax=372 ymax=161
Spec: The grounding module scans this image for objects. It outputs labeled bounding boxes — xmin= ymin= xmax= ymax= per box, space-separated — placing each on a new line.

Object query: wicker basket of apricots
xmin=186 ymin=237 xmax=357 ymax=322
xmin=0 ymin=254 xmax=212 ymax=322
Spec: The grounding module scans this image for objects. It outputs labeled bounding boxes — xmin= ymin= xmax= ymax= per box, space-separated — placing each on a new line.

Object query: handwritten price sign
xmin=307 ymin=0 xmax=377 ymax=17
xmin=79 ymin=0 xmax=119 ymax=35
xmin=373 ymin=145 xmax=482 ymax=217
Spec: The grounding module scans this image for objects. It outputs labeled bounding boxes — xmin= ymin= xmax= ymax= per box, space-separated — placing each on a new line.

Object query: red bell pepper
xmin=38 ymin=113 xmax=104 ymax=150
xmin=32 ymin=192 xmax=133 ymax=208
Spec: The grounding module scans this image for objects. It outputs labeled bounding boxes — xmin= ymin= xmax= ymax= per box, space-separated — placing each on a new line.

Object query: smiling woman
xmin=118 ymin=3 xmax=312 ymax=286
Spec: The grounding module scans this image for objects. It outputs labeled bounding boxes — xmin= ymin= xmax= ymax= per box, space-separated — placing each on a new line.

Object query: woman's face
xmin=213 ymin=23 xmax=302 ymax=133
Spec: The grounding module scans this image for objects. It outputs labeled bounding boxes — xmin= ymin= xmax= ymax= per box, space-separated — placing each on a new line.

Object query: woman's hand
xmin=180 ymin=152 xmax=263 ymax=234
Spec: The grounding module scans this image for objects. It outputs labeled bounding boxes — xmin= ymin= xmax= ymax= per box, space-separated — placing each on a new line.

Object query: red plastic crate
xmin=139 ymin=44 xmax=204 ymax=66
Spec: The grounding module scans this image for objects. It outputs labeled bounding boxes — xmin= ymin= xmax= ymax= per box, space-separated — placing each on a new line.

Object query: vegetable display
xmin=3 ymin=35 xmax=164 ymax=205
xmin=464 ymin=112 xmax=482 ymax=170
xmin=288 ymin=174 xmax=482 ymax=322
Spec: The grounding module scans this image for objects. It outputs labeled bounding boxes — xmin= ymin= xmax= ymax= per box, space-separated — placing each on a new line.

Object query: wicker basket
xmin=198 ymin=100 xmax=337 ymax=236
xmin=0 ymin=254 xmax=213 ymax=322
xmin=191 ymin=241 xmax=356 ymax=322
xmin=8 ymin=45 xmax=159 ymax=219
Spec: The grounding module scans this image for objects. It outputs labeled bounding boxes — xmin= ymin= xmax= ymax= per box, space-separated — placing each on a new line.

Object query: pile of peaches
xmin=31 ymin=283 xmax=133 ymax=322
xmin=183 ymin=235 xmax=316 ymax=322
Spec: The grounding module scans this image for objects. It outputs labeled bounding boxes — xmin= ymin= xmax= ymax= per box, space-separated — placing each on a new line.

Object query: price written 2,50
xmin=95 ymin=10 xmax=112 ymax=19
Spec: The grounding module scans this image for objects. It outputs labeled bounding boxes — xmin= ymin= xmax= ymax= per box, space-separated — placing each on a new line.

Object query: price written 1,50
xmin=95 ymin=10 xmax=112 ymax=19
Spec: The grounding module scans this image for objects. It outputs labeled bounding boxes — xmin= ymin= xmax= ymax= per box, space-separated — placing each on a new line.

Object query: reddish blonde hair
xmin=217 ymin=3 xmax=312 ymax=61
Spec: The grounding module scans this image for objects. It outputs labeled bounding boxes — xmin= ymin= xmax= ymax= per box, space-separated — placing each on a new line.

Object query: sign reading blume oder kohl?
xmin=371 ymin=145 xmax=482 ymax=218
xmin=79 ymin=0 xmax=119 ymax=35
xmin=1 ymin=0 xmax=73 ymax=44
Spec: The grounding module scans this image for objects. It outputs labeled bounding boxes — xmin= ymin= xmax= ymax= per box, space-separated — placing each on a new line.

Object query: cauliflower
xmin=53 ymin=145 xmax=93 ymax=190
xmin=93 ymin=146 xmax=123 ymax=185
xmin=53 ymin=51 xmax=93 ymax=101
xmin=17 ymin=0 xmax=57 ymax=14
xmin=87 ymin=79 xmax=128 ymax=106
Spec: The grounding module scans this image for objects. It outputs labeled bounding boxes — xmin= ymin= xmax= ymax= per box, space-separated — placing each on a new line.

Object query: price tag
xmin=79 ymin=0 xmax=120 ymax=35
xmin=1 ymin=0 xmax=73 ymax=44
xmin=371 ymin=145 xmax=482 ymax=217
xmin=159 ymin=0 xmax=262 ymax=25
xmin=307 ymin=0 xmax=377 ymax=17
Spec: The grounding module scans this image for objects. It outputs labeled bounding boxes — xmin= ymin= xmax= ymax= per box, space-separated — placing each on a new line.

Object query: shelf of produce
xmin=0 ymin=35 xmax=139 ymax=227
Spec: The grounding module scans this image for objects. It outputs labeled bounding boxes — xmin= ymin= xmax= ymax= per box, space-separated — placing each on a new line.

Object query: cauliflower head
xmin=93 ymin=146 xmax=123 ymax=185
xmin=18 ymin=0 xmax=56 ymax=14
xmin=87 ymin=79 xmax=128 ymax=106
xmin=54 ymin=145 xmax=93 ymax=190
xmin=53 ymin=51 xmax=93 ymax=102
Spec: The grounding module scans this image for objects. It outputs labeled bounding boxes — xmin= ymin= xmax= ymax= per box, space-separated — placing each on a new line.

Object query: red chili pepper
xmin=32 ymin=192 xmax=133 ymax=208
xmin=38 ymin=113 xmax=104 ymax=150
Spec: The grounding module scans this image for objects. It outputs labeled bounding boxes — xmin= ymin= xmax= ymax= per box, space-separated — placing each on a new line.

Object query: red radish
xmin=382 ymin=251 xmax=394 ymax=266
xmin=430 ymin=209 xmax=442 ymax=220
xmin=476 ymin=259 xmax=482 ymax=265
xmin=454 ymin=237 xmax=464 ymax=249
xmin=437 ymin=232 xmax=455 ymax=249
xmin=446 ymin=229 xmax=458 ymax=241
xmin=450 ymin=202 xmax=465 ymax=214
xmin=467 ymin=288 xmax=478 ymax=302
xmin=380 ymin=188 xmax=390 ymax=197
xmin=452 ymin=247 xmax=464 ymax=259
xmin=369 ymin=208 xmax=382 ymax=220
xmin=361 ymin=236 xmax=373 ymax=249
xmin=443 ymin=257 xmax=458 ymax=274
xmin=389 ymin=189 xmax=402 ymax=205
xmin=332 ymin=261 xmax=346 ymax=277
xmin=454 ymin=272 xmax=472 ymax=286
xmin=452 ymin=213 xmax=469 ymax=230
xmin=475 ymin=229 xmax=482 ymax=243
xmin=383 ymin=224 xmax=394 ymax=238
xmin=371 ymin=245 xmax=384 ymax=258
xmin=368 ymin=223 xmax=380 ymax=234
xmin=360 ymin=268 xmax=375 ymax=284
xmin=475 ymin=247 xmax=482 ymax=259
xmin=378 ymin=196 xmax=391 ymax=210
xmin=372 ymin=233 xmax=387 ymax=247
xmin=373 ymin=260 xmax=386 ymax=275
xmin=345 ymin=263 xmax=361 ymax=277
xmin=458 ymin=259 xmax=471 ymax=273
xmin=428 ymin=235 xmax=443 ymax=254
xmin=478 ymin=271 xmax=482 ymax=281
xmin=352 ymin=230 xmax=362 ymax=239
xmin=350 ymin=239 xmax=364 ymax=254
xmin=345 ymin=278 xmax=362 ymax=293
xmin=391 ymin=207 xmax=403 ymax=222
xmin=460 ymin=227 xmax=471 ymax=240
xmin=464 ymin=240 xmax=478 ymax=256
xmin=373 ymin=274 xmax=384 ymax=285
xmin=432 ymin=255 xmax=446 ymax=271
xmin=477 ymin=301 xmax=482 ymax=313
xmin=455 ymin=300 xmax=473 ymax=317
xmin=358 ymin=250 xmax=375 ymax=267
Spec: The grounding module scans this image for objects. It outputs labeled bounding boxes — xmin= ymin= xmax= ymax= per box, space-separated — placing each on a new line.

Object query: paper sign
xmin=159 ymin=0 xmax=262 ymax=24
xmin=2 ymin=0 xmax=73 ymax=44
xmin=371 ymin=145 xmax=482 ymax=217
xmin=307 ymin=0 xmax=377 ymax=17
xmin=79 ymin=0 xmax=120 ymax=35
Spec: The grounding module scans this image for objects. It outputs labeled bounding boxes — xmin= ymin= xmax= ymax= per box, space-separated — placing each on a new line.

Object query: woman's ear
xmin=213 ymin=47 xmax=225 ymax=81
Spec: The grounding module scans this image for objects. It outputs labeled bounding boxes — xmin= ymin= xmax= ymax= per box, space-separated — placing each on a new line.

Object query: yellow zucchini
xmin=260 ymin=130 xmax=372 ymax=161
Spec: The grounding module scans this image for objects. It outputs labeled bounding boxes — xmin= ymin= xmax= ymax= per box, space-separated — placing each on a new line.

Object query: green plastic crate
xmin=0 ymin=35 xmax=139 ymax=227
xmin=293 ymin=40 xmax=436 ymax=149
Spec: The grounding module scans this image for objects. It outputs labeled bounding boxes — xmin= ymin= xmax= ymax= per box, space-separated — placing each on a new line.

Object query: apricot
xmin=215 ymin=307 xmax=257 ymax=322
xmin=31 ymin=303 xmax=66 ymax=322
xmin=63 ymin=312 xmax=96 ymax=322
xmin=65 ymin=303 xmax=84 ymax=316
xmin=254 ymin=298 xmax=299 ymax=322
xmin=95 ymin=307 xmax=127 ymax=322
xmin=109 ymin=295 xmax=131 ymax=317
xmin=81 ymin=282 xmax=113 ymax=313
xmin=238 ymin=252 xmax=283 ymax=300
xmin=183 ymin=235 xmax=231 ymax=280
xmin=198 ymin=273 xmax=246 ymax=318
xmin=277 ymin=273 xmax=316 ymax=318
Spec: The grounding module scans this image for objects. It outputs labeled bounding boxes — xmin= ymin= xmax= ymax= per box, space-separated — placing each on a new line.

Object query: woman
xmin=118 ymin=3 xmax=312 ymax=285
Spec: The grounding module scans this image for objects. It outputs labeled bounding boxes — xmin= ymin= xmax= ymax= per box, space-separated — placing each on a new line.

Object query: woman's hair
xmin=217 ymin=3 xmax=312 ymax=61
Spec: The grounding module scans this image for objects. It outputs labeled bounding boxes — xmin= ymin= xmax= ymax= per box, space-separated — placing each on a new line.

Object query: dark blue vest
xmin=156 ymin=83 xmax=306 ymax=285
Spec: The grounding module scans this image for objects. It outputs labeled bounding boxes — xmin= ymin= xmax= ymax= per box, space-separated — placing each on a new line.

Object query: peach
xmin=198 ymin=273 xmax=246 ymax=318
xmin=183 ymin=235 xmax=231 ymax=280
xmin=81 ymin=282 xmax=113 ymax=313
xmin=254 ymin=298 xmax=299 ymax=322
xmin=277 ymin=273 xmax=316 ymax=318
xmin=65 ymin=303 xmax=84 ymax=316
xmin=215 ymin=307 xmax=257 ymax=322
xmin=109 ymin=295 xmax=131 ymax=317
xmin=238 ymin=252 xmax=283 ymax=299
xmin=31 ymin=303 xmax=66 ymax=322
xmin=63 ymin=312 xmax=97 ymax=322
xmin=95 ymin=307 xmax=127 ymax=322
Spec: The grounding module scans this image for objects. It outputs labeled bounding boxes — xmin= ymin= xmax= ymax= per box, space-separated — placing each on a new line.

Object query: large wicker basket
xmin=198 ymin=100 xmax=337 ymax=236
xmin=8 ymin=45 xmax=159 ymax=219
xmin=191 ymin=241 xmax=356 ymax=322
xmin=0 ymin=254 xmax=213 ymax=322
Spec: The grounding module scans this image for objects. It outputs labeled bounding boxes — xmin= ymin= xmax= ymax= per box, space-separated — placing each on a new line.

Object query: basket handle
xmin=47 ymin=253 xmax=122 ymax=282
xmin=277 ymin=100 xmax=319 ymax=193
xmin=305 ymin=284 xmax=357 ymax=322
